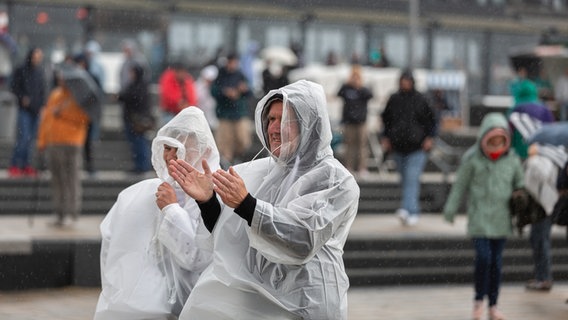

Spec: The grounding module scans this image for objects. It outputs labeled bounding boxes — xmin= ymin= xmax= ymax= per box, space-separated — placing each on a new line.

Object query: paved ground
xmin=0 ymin=214 xmax=567 ymax=319
xmin=0 ymin=283 xmax=566 ymax=319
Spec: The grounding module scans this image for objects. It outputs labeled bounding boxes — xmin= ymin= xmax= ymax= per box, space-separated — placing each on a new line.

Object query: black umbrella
xmin=60 ymin=64 xmax=102 ymax=123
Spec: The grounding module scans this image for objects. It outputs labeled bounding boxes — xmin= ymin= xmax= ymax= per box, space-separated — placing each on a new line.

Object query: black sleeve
xmin=197 ymin=193 xmax=222 ymax=232
xmin=234 ymin=193 xmax=257 ymax=226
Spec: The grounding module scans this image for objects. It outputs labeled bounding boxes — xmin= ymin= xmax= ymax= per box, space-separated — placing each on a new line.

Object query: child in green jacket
xmin=443 ymin=112 xmax=524 ymax=320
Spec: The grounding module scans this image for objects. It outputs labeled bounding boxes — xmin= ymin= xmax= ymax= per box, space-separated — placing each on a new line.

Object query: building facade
xmin=1 ymin=0 xmax=567 ymax=100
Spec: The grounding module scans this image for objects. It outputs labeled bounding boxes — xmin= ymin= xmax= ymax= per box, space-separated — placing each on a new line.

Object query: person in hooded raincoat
xmin=169 ymin=80 xmax=360 ymax=319
xmin=94 ymin=107 xmax=219 ymax=320
xmin=443 ymin=113 xmax=524 ymax=320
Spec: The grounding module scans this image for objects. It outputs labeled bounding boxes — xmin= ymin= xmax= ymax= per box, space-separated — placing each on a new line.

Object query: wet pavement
xmin=0 ymin=283 xmax=566 ymax=319
xmin=0 ymin=214 xmax=567 ymax=319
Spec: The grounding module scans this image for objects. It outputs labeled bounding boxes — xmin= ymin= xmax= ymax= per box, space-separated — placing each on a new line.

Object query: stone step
xmin=345 ymin=237 xmax=568 ymax=286
xmin=0 ymin=172 xmax=453 ymax=215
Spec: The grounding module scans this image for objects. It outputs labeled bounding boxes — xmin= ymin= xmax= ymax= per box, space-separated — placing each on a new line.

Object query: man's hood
xmin=254 ymin=79 xmax=333 ymax=168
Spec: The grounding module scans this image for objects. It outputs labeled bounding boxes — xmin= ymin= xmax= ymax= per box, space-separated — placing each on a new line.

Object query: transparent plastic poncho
xmin=96 ymin=107 xmax=219 ymax=319
xmin=180 ymin=80 xmax=360 ymax=320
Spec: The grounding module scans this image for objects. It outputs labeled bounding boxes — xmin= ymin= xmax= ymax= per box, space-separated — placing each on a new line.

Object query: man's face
xmin=31 ymin=49 xmax=43 ymax=66
xmin=226 ymin=58 xmax=239 ymax=71
xmin=266 ymin=100 xmax=299 ymax=158
xmin=400 ymin=78 xmax=413 ymax=91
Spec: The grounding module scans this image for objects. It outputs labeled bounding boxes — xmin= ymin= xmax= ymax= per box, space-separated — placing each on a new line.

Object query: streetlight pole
xmin=408 ymin=0 xmax=419 ymax=69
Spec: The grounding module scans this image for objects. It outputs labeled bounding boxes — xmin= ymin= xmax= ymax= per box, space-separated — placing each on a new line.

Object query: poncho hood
xmin=255 ymin=79 xmax=333 ymax=168
xmin=151 ymin=107 xmax=220 ymax=183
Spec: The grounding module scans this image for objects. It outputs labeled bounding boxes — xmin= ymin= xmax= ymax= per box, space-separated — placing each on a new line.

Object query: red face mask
xmin=489 ymin=150 xmax=505 ymax=161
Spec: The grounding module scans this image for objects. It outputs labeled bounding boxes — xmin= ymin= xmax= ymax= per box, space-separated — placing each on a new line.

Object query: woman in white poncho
xmin=170 ymin=80 xmax=360 ymax=319
xmin=94 ymin=107 xmax=220 ymax=320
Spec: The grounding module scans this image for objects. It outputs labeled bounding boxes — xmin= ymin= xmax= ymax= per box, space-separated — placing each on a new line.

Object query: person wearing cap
xmin=443 ymin=112 xmax=524 ymax=320
xmin=380 ymin=69 xmax=436 ymax=226
xmin=169 ymin=80 xmax=359 ymax=319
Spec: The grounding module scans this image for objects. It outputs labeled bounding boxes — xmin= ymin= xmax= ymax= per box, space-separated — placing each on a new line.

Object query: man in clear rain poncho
xmin=95 ymin=107 xmax=220 ymax=320
xmin=169 ymin=80 xmax=360 ymax=319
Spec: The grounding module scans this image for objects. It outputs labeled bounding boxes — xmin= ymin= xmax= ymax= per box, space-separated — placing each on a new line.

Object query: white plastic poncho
xmin=180 ymin=80 xmax=360 ymax=320
xmin=95 ymin=107 xmax=220 ymax=320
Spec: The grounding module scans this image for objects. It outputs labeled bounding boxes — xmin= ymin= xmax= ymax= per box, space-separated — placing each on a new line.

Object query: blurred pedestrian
xmin=211 ymin=52 xmax=252 ymax=166
xmin=170 ymin=80 xmax=359 ymax=320
xmin=506 ymin=81 xmax=557 ymax=292
xmin=443 ymin=113 xmax=524 ymax=320
xmin=158 ymin=62 xmax=197 ymax=126
xmin=554 ymin=68 xmax=568 ymax=121
xmin=118 ymin=63 xmax=153 ymax=174
xmin=380 ymin=69 xmax=436 ymax=226
xmin=261 ymin=59 xmax=289 ymax=95
xmin=74 ymin=52 xmax=103 ymax=176
xmin=36 ymin=65 xmax=90 ymax=227
xmin=119 ymin=39 xmax=150 ymax=91
xmin=195 ymin=65 xmax=219 ymax=132
xmin=85 ymin=40 xmax=105 ymax=90
xmin=428 ymin=89 xmax=452 ymax=135
xmin=520 ymin=124 xmax=568 ymax=292
xmin=507 ymin=79 xmax=554 ymax=160
xmin=8 ymin=47 xmax=46 ymax=178
xmin=95 ymin=107 xmax=219 ymax=319
xmin=337 ymin=65 xmax=373 ymax=178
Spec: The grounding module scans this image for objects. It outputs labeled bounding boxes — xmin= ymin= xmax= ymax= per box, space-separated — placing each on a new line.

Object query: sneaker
xmin=472 ymin=300 xmax=483 ymax=320
xmin=22 ymin=166 xmax=38 ymax=177
xmin=489 ymin=306 xmax=505 ymax=320
xmin=525 ymin=279 xmax=552 ymax=291
xmin=406 ymin=214 xmax=419 ymax=226
xmin=8 ymin=166 xmax=23 ymax=178
xmin=395 ymin=208 xmax=409 ymax=225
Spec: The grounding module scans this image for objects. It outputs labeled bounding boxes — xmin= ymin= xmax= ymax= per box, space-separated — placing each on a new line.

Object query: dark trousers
xmin=473 ymin=238 xmax=506 ymax=306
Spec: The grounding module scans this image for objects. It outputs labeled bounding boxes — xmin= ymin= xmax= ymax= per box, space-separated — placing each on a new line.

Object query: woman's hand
xmin=155 ymin=182 xmax=177 ymax=210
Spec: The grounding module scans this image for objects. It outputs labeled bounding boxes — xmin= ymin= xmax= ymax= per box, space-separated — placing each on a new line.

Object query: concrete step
xmin=0 ymin=171 xmax=454 ymax=215
xmin=345 ymin=237 xmax=568 ymax=286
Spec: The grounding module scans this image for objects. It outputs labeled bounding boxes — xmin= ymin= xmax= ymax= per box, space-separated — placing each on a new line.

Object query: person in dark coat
xmin=118 ymin=63 xmax=153 ymax=174
xmin=380 ymin=69 xmax=436 ymax=226
xmin=211 ymin=53 xmax=252 ymax=166
xmin=9 ymin=47 xmax=46 ymax=177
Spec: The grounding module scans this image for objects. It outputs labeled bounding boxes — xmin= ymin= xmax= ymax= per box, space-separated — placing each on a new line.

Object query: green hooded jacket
xmin=443 ymin=113 xmax=524 ymax=238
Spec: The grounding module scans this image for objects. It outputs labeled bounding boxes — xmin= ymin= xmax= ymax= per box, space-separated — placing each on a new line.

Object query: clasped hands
xmin=168 ymin=159 xmax=248 ymax=208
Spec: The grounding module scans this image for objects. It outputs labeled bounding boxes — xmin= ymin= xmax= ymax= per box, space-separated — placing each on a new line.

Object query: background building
xmin=1 ymin=0 xmax=567 ymax=103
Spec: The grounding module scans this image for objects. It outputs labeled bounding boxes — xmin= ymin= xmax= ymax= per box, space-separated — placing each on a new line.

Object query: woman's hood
xmin=254 ymin=79 xmax=333 ymax=168
xmin=151 ymin=107 xmax=220 ymax=183
xmin=477 ymin=112 xmax=510 ymax=144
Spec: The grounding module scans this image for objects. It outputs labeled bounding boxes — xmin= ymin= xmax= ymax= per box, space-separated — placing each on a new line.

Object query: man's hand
xmin=222 ymin=87 xmax=239 ymax=100
xmin=21 ymin=96 xmax=30 ymax=108
xmin=422 ymin=137 xmax=434 ymax=152
xmin=169 ymin=159 xmax=214 ymax=203
xmin=155 ymin=182 xmax=177 ymax=210
xmin=380 ymin=137 xmax=391 ymax=153
xmin=212 ymin=166 xmax=248 ymax=208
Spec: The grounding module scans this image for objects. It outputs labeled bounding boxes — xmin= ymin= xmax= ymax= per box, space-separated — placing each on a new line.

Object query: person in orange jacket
xmin=158 ymin=62 xmax=198 ymax=126
xmin=37 ymin=65 xmax=90 ymax=227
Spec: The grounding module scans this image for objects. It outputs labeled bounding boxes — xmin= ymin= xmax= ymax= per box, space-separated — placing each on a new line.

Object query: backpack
xmin=509 ymin=188 xmax=547 ymax=236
